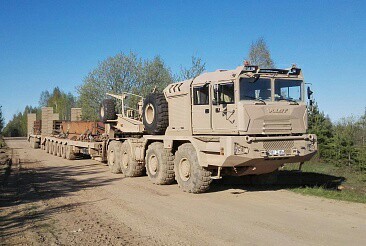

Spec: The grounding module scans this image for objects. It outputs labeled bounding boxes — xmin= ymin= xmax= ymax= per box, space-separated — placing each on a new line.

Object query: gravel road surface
xmin=1 ymin=139 xmax=365 ymax=245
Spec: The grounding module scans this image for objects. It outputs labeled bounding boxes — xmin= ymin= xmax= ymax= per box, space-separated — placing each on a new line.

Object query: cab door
xmin=192 ymin=83 xmax=212 ymax=134
xmin=212 ymin=82 xmax=238 ymax=134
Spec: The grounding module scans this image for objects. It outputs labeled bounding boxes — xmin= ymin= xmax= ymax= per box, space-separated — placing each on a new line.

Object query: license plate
xmin=268 ymin=149 xmax=285 ymax=156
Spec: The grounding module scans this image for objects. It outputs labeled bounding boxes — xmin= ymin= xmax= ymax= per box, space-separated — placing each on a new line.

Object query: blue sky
xmin=0 ymin=0 xmax=365 ymax=123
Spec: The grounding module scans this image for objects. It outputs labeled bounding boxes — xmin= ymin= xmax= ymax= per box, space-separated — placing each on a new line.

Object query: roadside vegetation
xmin=284 ymin=161 xmax=366 ymax=203
xmin=281 ymin=104 xmax=366 ymax=203
xmin=0 ymin=105 xmax=5 ymax=147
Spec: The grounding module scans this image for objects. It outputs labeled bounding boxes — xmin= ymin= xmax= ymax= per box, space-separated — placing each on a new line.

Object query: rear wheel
xmin=120 ymin=141 xmax=145 ymax=177
xmin=174 ymin=143 xmax=212 ymax=193
xmin=145 ymin=142 xmax=175 ymax=185
xmin=107 ymin=141 xmax=122 ymax=174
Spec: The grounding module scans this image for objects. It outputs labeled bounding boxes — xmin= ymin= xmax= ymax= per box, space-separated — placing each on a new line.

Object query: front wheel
xmin=174 ymin=143 xmax=212 ymax=193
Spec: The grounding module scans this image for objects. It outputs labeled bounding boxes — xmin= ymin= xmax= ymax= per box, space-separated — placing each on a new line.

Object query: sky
xmin=0 ymin=0 xmax=365 ymax=123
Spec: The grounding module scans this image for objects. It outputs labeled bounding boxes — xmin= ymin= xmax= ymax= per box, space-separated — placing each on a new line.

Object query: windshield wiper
xmin=243 ymin=95 xmax=266 ymax=104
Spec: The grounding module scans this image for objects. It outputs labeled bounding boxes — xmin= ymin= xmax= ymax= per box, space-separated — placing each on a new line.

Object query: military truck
xmin=98 ymin=63 xmax=317 ymax=193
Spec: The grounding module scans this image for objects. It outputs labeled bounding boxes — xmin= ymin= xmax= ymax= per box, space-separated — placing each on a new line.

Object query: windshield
xmin=240 ymin=78 xmax=271 ymax=101
xmin=274 ymin=79 xmax=303 ymax=101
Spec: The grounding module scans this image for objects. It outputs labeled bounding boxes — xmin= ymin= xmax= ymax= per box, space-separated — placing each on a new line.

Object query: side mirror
xmin=307 ymin=87 xmax=313 ymax=100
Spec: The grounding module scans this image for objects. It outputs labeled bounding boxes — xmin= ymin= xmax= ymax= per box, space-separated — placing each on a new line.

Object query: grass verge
xmin=283 ymin=161 xmax=366 ymax=204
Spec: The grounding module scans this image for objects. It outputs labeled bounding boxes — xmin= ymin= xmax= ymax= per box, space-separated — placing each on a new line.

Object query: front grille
xmin=263 ymin=120 xmax=292 ymax=134
xmin=263 ymin=140 xmax=294 ymax=152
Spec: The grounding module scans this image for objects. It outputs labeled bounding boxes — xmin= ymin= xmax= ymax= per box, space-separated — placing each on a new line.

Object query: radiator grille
xmin=263 ymin=120 xmax=292 ymax=134
xmin=263 ymin=140 xmax=294 ymax=151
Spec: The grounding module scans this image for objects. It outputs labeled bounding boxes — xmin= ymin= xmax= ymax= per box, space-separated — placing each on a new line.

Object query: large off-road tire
xmin=65 ymin=145 xmax=76 ymax=160
xmin=100 ymin=99 xmax=116 ymax=123
xmin=120 ymin=141 xmax=145 ymax=177
xmin=45 ymin=140 xmax=50 ymax=153
xmin=174 ymin=143 xmax=212 ymax=193
xmin=142 ymin=93 xmax=169 ymax=135
xmin=145 ymin=142 xmax=175 ymax=185
xmin=107 ymin=141 xmax=122 ymax=174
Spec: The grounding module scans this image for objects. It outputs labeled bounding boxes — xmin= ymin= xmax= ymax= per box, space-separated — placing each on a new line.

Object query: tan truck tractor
xmin=102 ymin=63 xmax=317 ymax=193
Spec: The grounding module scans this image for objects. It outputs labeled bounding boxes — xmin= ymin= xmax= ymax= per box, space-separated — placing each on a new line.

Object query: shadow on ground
xmin=208 ymin=170 xmax=346 ymax=193
xmin=0 ymin=159 xmax=120 ymax=238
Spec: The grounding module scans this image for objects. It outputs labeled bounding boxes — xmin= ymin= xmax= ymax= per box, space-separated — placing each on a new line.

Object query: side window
xmin=193 ymin=85 xmax=209 ymax=105
xmin=213 ymin=82 xmax=235 ymax=105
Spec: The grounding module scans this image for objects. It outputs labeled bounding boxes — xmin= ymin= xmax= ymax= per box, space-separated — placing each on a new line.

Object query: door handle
xmin=215 ymin=108 xmax=220 ymax=113
xmin=205 ymin=109 xmax=210 ymax=114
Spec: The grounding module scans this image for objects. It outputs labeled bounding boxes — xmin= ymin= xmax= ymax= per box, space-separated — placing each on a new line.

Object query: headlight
xmin=234 ymin=143 xmax=249 ymax=155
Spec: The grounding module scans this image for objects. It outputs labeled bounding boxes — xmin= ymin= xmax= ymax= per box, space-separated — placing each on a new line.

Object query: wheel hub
xmin=122 ymin=151 xmax=129 ymax=169
xmin=145 ymin=104 xmax=155 ymax=124
xmin=179 ymin=158 xmax=191 ymax=181
xmin=109 ymin=150 xmax=115 ymax=166
xmin=148 ymin=154 xmax=158 ymax=175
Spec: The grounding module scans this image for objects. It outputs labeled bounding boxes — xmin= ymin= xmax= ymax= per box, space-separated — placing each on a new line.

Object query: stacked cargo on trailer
xmin=28 ymin=107 xmax=106 ymax=161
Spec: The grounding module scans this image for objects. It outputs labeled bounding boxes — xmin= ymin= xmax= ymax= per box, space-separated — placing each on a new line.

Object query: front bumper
xmin=220 ymin=134 xmax=317 ymax=167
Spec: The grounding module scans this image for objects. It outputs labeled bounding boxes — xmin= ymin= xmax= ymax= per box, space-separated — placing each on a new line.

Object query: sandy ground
xmin=1 ymin=139 xmax=365 ymax=246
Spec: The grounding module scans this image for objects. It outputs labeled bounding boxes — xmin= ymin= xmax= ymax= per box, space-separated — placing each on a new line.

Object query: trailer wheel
xmin=45 ymin=140 xmax=50 ymax=153
xmin=120 ymin=141 xmax=144 ymax=177
xmin=107 ymin=141 xmax=122 ymax=174
xmin=61 ymin=144 xmax=67 ymax=159
xmin=29 ymin=137 xmax=33 ymax=148
xmin=30 ymin=137 xmax=39 ymax=149
xmin=49 ymin=141 xmax=54 ymax=155
xmin=65 ymin=145 xmax=76 ymax=160
xmin=142 ymin=93 xmax=169 ymax=135
xmin=100 ymin=99 xmax=116 ymax=123
xmin=53 ymin=142 xmax=58 ymax=156
xmin=174 ymin=143 xmax=212 ymax=193
xmin=57 ymin=143 xmax=62 ymax=157
xmin=145 ymin=142 xmax=175 ymax=185
xmin=50 ymin=141 xmax=55 ymax=155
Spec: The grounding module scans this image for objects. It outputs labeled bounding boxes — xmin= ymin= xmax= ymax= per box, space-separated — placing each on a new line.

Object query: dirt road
xmin=1 ymin=139 xmax=365 ymax=245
